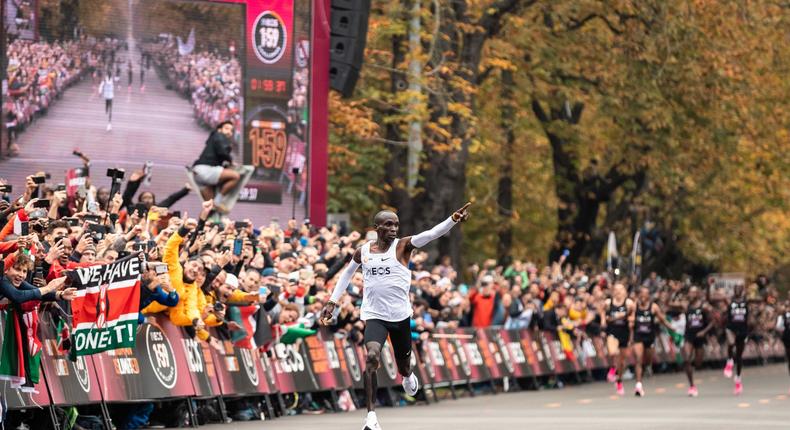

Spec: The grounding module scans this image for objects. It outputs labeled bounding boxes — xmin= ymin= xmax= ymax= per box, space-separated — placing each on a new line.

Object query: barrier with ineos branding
xmin=1 ymin=309 xmax=786 ymax=416
xmin=91 ymin=315 xmax=199 ymax=401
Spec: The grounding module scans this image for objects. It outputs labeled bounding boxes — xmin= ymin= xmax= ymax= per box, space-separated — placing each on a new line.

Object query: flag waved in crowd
xmin=67 ymin=256 xmax=143 ymax=356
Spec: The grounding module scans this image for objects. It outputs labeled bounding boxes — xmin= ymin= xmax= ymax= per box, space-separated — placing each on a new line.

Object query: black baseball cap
xmin=279 ymin=251 xmax=297 ymax=260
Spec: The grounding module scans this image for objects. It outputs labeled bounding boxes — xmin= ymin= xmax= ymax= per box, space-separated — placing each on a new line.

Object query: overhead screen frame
xmin=213 ymin=0 xmax=329 ymax=226
xmin=0 ymin=0 xmax=329 ymax=226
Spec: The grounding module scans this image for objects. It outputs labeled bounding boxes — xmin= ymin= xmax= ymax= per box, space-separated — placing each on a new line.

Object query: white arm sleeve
xmin=411 ymin=216 xmax=457 ymax=248
xmin=778 ymin=316 xmax=785 ymax=332
xmin=330 ymin=259 xmax=360 ymax=303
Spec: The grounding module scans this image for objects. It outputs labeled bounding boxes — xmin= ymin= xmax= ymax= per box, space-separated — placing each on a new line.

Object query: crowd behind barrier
xmin=0 ymin=167 xmax=788 ymax=428
xmin=139 ymin=41 xmax=242 ymax=136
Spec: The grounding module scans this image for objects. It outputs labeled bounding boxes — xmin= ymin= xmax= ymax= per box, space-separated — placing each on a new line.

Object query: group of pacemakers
xmin=601 ymin=282 xmax=790 ymax=397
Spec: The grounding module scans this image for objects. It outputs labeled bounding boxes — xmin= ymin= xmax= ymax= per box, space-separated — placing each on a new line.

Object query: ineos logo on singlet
xmin=365 ymin=267 xmax=392 ymax=276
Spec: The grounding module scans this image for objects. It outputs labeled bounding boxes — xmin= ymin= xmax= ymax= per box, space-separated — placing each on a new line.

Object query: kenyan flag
xmin=0 ymin=301 xmax=42 ymax=392
xmin=67 ymin=256 xmax=143 ymax=357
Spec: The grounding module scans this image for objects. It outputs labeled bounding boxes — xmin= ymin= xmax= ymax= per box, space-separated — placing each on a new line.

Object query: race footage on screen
xmin=1 ymin=0 xmax=312 ymax=223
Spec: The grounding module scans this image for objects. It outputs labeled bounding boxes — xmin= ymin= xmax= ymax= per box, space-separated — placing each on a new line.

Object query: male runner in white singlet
xmin=320 ymin=203 xmax=472 ymax=430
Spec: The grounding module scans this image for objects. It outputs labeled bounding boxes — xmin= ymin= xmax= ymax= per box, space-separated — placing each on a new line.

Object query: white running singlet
xmin=359 ymin=239 xmax=413 ymax=322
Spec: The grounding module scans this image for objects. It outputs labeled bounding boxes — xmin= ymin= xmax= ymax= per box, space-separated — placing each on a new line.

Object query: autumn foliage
xmin=332 ymin=0 xmax=789 ymax=277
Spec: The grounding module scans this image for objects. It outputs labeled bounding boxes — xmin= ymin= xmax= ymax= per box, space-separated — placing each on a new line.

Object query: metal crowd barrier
xmin=2 ymin=310 xmax=785 ymax=427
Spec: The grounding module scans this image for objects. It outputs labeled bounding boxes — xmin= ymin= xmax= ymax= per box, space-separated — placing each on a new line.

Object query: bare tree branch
xmin=566 ymin=13 xmax=623 ymax=34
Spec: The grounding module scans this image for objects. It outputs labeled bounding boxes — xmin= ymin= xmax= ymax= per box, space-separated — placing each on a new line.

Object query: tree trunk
xmin=387 ymin=0 xmax=532 ymax=267
xmin=532 ymin=98 xmax=642 ymax=265
xmin=384 ymin=25 xmax=413 ymax=229
xmin=497 ymin=69 xmax=515 ymax=264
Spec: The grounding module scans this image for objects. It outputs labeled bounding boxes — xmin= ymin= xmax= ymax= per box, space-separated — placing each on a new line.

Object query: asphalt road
xmin=204 ymin=363 xmax=790 ymax=430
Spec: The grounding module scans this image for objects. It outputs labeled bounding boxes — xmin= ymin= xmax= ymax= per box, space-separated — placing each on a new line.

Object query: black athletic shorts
xmin=364 ymin=318 xmax=412 ymax=360
xmin=782 ymin=336 xmax=790 ymax=351
xmin=685 ymin=332 xmax=706 ymax=349
xmin=634 ymin=334 xmax=655 ymax=348
xmin=726 ymin=325 xmax=748 ymax=343
xmin=607 ymin=326 xmax=630 ymax=348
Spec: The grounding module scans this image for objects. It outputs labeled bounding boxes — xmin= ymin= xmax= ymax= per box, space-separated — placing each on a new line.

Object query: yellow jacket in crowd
xmin=142 ymin=230 xmax=210 ymax=339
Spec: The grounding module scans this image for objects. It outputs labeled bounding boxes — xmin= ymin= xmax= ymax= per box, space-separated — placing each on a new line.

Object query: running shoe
xmin=723 ymin=359 xmax=734 ymax=378
xmin=634 ymin=382 xmax=645 ymax=397
xmin=106 ymin=123 xmax=112 ymax=131
xmin=607 ymin=367 xmax=617 ymax=383
xmin=687 ymin=386 xmax=698 ymax=397
xmin=363 ymin=412 xmax=382 ymax=430
xmin=401 ymin=372 xmax=419 ymax=396
xmin=616 ymin=381 xmax=624 ymax=396
xmin=734 ymin=378 xmax=743 ymax=396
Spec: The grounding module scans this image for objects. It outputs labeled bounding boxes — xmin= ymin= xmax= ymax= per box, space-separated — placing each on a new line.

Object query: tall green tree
xmin=330 ymin=0 xmax=790 ymax=276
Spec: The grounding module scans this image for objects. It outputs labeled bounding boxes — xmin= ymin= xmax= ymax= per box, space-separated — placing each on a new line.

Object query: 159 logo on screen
xmin=249 ymin=120 xmax=287 ymax=170
xmin=253 ymin=11 xmax=287 ymax=64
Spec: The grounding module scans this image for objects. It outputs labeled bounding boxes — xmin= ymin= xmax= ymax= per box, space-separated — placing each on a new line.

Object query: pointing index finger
xmin=461 ymin=202 xmax=472 ymax=211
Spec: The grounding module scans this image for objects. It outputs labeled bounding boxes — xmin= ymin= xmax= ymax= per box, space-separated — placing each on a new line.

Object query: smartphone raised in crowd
xmin=233 ymin=238 xmax=244 ymax=256
xmin=153 ymin=263 xmax=169 ymax=275
xmin=84 ymin=214 xmax=101 ymax=224
xmin=133 ymin=203 xmax=149 ymax=219
xmin=20 ymin=221 xmax=29 ymax=236
xmin=87 ymin=223 xmax=107 ymax=240
xmin=33 ymin=199 xmax=50 ymax=208
xmin=32 ymin=175 xmax=46 ymax=185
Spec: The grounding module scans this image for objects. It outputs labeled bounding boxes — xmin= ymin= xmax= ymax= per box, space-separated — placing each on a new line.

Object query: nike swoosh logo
xmin=381 ymin=258 xmax=390 ymax=261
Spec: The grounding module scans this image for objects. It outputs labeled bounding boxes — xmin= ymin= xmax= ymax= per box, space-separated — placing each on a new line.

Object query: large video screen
xmin=1 ymin=0 xmax=311 ymax=223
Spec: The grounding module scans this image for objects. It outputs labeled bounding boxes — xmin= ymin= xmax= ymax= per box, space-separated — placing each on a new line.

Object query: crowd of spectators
xmin=2 ymin=165 xmax=786 ymax=355
xmin=140 ymin=41 xmax=241 ymax=140
xmin=1 ymin=163 xmax=787 ymax=422
xmin=2 ymin=37 xmax=120 ymax=157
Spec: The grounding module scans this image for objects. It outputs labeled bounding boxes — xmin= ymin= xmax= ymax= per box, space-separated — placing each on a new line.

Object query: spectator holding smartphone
xmin=1 ymin=251 xmax=75 ymax=303
xmin=138 ymin=264 xmax=179 ymax=324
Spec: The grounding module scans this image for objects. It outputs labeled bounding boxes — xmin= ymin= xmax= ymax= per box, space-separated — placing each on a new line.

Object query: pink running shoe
xmin=723 ymin=359 xmax=734 ymax=378
xmin=688 ymin=386 xmax=698 ymax=397
xmin=616 ymin=382 xmax=624 ymax=396
xmin=734 ymin=380 xmax=743 ymax=395
xmin=607 ymin=367 xmax=617 ymax=383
